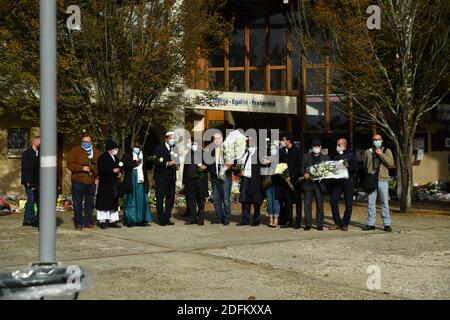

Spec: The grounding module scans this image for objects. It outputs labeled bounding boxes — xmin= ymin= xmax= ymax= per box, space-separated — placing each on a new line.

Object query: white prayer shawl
xmin=133 ymin=151 xmax=145 ymax=183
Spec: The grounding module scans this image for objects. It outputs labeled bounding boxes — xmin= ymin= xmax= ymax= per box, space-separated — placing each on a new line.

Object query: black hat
xmin=311 ymin=138 xmax=322 ymax=146
xmin=105 ymin=140 xmax=118 ymax=151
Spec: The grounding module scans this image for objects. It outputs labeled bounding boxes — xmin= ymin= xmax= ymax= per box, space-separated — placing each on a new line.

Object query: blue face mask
xmin=82 ymin=142 xmax=91 ymax=150
xmin=373 ymin=140 xmax=382 ymax=148
xmin=270 ymin=149 xmax=278 ymax=156
xmin=169 ymin=139 xmax=176 ymax=146
xmin=133 ymin=147 xmax=140 ymax=154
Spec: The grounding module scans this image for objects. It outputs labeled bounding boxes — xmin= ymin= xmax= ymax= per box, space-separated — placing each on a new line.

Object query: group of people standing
xmin=21 ymin=130 xmax=395 ymax=232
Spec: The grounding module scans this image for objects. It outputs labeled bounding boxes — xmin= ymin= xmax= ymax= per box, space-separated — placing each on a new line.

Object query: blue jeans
xmin=23 ymin=186 xmax=36 ymax=224
xmin=72 ymin=180 xmax=96 ymax=227
xmin=265 ymin=186 xmax=280 ymax=218
xmin=367 ymin=180 xmax=391 ymax=226
xmin=211 ymin=175 xmax=232 ymax=223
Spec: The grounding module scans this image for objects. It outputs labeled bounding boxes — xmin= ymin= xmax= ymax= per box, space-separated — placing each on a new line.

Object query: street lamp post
xmin=39 ymin=0 xmax=57 ymax=263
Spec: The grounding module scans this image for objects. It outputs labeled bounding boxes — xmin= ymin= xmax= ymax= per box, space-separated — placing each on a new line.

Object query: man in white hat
xmin=153 ymin=131 xmax=178 ymax=226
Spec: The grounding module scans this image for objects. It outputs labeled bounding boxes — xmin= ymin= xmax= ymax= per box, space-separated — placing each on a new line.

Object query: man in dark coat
xmin=121 ymin=141 xmax=154 ymax=227
xmin=28 ymin=146 xmax=40 ymax=228
xmin=237 ymin=138 xmax=263 ymax=226
xmin=95 ymin=140 xmax=122 ymax=229
xmin=21 ymin=135 xmax=40 ymax=226
xmin=278 ymin=136 xmax=302 ymax=229
xmin=153 ymin=131 xmax=178 ymax=226
xmin=329 ymin=138 xmax=358 ymax=231
xmin=183 ymin=139 xmax=207 ymax=226
xmin=301 ymin=139 xmax=330 ymax=231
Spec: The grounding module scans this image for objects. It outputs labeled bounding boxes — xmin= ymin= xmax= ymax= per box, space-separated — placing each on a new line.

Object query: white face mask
xmin=270 ymin=148 xmax=278 ymax=156
xmin=248 ymin=146 xmax=256 ymax=153
xmin=111 ymin=149 xmax=118 ymax=156
xmin=336 ymin=146 xmax=344 ymax=154
xmin=192 ymin=145 xmax=198 ymax=152
xmin=312 ymin=147 xmax=321 ymax=154
xmin=280 ymin=141 xmax=286 ymax=148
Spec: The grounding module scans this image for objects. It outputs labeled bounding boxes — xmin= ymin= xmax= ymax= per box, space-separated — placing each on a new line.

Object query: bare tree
xmin=289 ymin=0 xmax=450 ymax=212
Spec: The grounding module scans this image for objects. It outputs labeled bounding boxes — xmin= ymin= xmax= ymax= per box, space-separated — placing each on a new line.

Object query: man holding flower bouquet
xmin=278 ymin=136 xmax=303 ymax=229
xmin=329 ymin=138 xmax=358 ymax=231
xmin=301 ymin=139 xmax=330 ymax=231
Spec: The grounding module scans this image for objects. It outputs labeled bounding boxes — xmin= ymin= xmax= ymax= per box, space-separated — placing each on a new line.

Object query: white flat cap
xmin=165 ymin=131 xmax=175 ymax=137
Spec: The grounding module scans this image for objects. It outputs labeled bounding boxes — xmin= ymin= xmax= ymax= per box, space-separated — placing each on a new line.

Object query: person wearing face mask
xmin=237 ymin=137 xmax=263 ymax=226
xmin=153 ymin=131 xmax=178 ymax=226
xmin=182 ymin=139 xmax=208 ymax=226
xmin=67 ymin=135 xmax=100 ymax=230
xmin=363 ymin=133 xmax=395 ymax=232
xmin=121 ymin=141 xmax=154 ymax=227
xmin=329 ymin=138 xmax=358 ymax=231
xmin=95 ymin=140 xmax=122 ymax=229
xmin=301 ymin=139 xmax=330 ymax=231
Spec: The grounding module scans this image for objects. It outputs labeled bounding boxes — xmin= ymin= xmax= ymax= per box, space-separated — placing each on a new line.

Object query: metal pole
xmin=39 ymin=0 xmax=57 ymax=263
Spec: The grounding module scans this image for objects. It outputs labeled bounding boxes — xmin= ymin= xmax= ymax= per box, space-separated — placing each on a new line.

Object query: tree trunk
xmin=399 ymin=148 xmax=413 ymax=213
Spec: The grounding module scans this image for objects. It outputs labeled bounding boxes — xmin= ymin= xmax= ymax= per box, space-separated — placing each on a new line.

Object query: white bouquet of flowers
xmin=218 ymin=130 xmax=247 ymax=180
xmin=307 ymin=160 xmax=348 ymax=181
xmin=275 ymin=163 xmax=295 ymax=191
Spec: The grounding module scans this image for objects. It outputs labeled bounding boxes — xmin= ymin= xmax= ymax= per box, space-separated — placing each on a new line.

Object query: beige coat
xmin=364 ymin=148 xmax=395 ymax=181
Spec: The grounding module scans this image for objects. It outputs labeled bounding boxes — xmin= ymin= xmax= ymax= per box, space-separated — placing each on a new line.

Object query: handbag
xmin=363 ymin=171 xmax=379 ymax=193
xmin=261 ymin=176 xmax=272 ymax=190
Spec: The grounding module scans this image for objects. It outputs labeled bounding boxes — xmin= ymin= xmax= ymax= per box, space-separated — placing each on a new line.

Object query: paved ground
xmin=0 ymin=202 xmax=449 ymax=300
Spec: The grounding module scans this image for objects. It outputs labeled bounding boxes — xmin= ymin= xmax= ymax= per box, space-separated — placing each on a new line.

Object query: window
xmin=8 ymin=128 xmax=29 ymax=158
xmin=229 ymin=17 xmax=245 ymax=67
xmin=306 ymin=97 xmax=325 ymax=130
xmin=249 ymin=16 xmax=265 ymax=67
xmin=269 ymin=14 xmax=286 ymax=66
xmin=329 ymin=97 xmax=348 ymax=131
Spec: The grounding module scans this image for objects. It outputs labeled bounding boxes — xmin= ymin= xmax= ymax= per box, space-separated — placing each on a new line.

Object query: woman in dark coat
xmin=237 ymin=138 xmax=264 ymax=226
xmin=121 ymin=141 xmax=153 ymax=227
xmin=95 ymin=140 xmax=122 ymax=229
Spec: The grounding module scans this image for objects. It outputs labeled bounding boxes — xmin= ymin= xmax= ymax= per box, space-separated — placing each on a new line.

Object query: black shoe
xmin=211 ymin=220 xmax=221 ymax=225
xmin=198 ymin=221 xmax=204 ymax=226
xmin=159 ymin=223 xmax=167 ymax=226
xmin=185 ymin=220 xmax=197 ymax=225
xmin=384 ymin=226 xmax=392 ymax=232
xmin=23 ymin=222 xmax=34 ymax=227
xmin=251 ymin=222 xmax=260 ymax=227
xmin=126 ymin=223 xmax=134 ymax=228
xmin=139 ymin=222 xmax=150 ymax=227
xmin=166 ymin=221 xmax=175 ymax=226
xmin=362 ymin=225 xmax=376 ymax=231
xmin=222 ymin=221 xmax=230 ymax=226
xmin=100 ymin=223 xmax=107 ymax=230
xmin=304 ymin=226 xmax=311 ymax=231
xmin=109 ymin=222 xmax=122 ymax=228
xmin=317 ymin=226 xmax=323 ymax=231
xmin=280 ymin=222 xmax=293 ymax=229
xmin=293 ymin=224 xmax=301 ymax=230
xmin=236 ymin=222 xmax=250 ymax=226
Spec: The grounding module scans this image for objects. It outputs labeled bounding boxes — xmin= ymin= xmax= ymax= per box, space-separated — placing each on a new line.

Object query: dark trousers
xmin=241 ymin=202 xmax=260 ymax=224
xmin=211 ymin=175 xmax=232 ymax=223
xmin=330 ymin=179 xmax=355 ymax=226
xmin=304 ymin=183 xmax=324 ymax=227
xmin=293 ymin=186 xmax=302 ymax=225
xmin=185 ymin=177 xmax=205 ymax=223
xmin=279 ymin=186 xmax=301 ymax=226
xmin=23 ymin=186 xmax=36 ymax=224
xmin=155 ymin=178 xmax=176 ymax=224
xmin=72 ymin=180 xmax=96 ymax=227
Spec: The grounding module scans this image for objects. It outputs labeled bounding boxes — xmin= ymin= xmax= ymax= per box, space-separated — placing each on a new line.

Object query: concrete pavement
xmin=0 ymin=202 xmax=449 ymax=300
